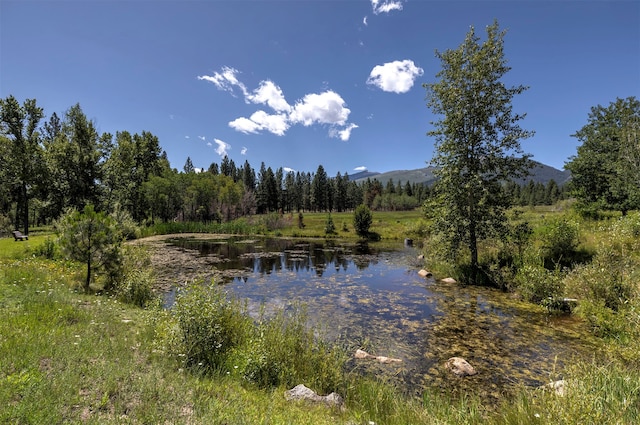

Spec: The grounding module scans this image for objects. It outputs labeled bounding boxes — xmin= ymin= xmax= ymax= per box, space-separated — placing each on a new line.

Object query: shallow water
xmin=160 ymin=235 xmax=598 ymax=399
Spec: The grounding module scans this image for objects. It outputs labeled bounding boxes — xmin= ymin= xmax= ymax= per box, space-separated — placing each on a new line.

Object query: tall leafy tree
xmin=0 ymin=96 xmax=44 ymax=234
xmin=565 ymin=97 xmax=640 ymax=215
xmin=424 ymin=21 xmax=533 ymax=278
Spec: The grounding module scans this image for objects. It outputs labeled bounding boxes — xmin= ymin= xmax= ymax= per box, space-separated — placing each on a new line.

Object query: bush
xmin=353 ymin=204 xmax=372 ymax=238
xmin=538 ymin=218 xmax=580 ymax=267
xmin=514 ymin=263 xmax=564 ymax=305
xmin=170 ymin=283 xmax=251 ymax=371
xmin=111 ymin=245 xmax=155 ymax=307
xmin=324 ymin=213 xmax=336 ymax=235
xmin=240 ymin=308 xmax=346 ymax=393
xmin=33 ymin=237 xmax=58 ymax=259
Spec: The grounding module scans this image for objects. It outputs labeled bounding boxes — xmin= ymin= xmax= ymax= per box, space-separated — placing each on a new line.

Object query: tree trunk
xmin=85 ymin=257 xmax=92 ymax=292
xmin=21 ymin=183 xmax=29 ymax=235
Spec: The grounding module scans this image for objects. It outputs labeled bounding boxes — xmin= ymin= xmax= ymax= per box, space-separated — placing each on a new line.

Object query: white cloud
xmin=289 ymin=91 xmax=351 ymax=126
xmin=202 ymin=68 xmax=357 ymax=140
xmin=198 ymin=135 xmax=206 ymax=141
xmin=241 ymin=147 xmax=248 ymax=155
xmin=229 ymin=111 xmax=289 ymax=136
xmin=194 ymin=168 xmax=203 ymax=173
xmin=283 ymin=167 xmax=296 ymax=173
xmin=185 ymin=135 xmax=190 ymax=139
xmin=247 ymin=80 xmax=291 ymax=113
xmin=371 ymin=0 xmax=403 ymax=15
xmin=329 ymin=123 xmax=359 ymax=142
xmin=363 ymin=16 xmax=368 ymax=26
xmin=367 ymin=59 xmax=424 ymax=93
xmin=198 ymin=66 xmax=249 ymax=97
xmin=354 ymin=166 xmax=368 ymax=172
xmin=207 ymin=142 xmax=212 ymax=147
xmin=249 ymin=110 xmax=290 ymax=136
xmin=229 ymin=117 xmax=262 ymax=134
xmin=214 ymin=138 xmax=231 ymax=157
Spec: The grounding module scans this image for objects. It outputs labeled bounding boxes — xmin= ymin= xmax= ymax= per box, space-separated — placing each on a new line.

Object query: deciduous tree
xmin=565 ymin=96 xmax=640 ymax=215
xmin=423 ymin=21 xmax=533 ymax=279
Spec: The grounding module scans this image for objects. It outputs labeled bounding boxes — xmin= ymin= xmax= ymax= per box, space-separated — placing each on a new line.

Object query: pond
xmin=148 ymin=234 xmax=598 ymax=400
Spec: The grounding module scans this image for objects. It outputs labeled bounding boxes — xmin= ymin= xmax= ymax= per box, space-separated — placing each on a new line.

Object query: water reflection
xmin=162 ymin=236 xmax=598 ymax=399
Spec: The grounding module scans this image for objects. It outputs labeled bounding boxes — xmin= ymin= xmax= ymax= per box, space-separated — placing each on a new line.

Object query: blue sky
xmin=1 ymin=0 xmax=638 ymax=176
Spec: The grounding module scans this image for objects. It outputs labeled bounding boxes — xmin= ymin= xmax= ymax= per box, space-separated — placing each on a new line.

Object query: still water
xmin=158 ymin=235 xmax=597 ymax=399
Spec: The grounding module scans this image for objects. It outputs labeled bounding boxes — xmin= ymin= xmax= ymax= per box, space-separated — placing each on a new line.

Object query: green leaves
xmin=424 ymin=20 xmax=533 ymax=275
xmin=566 ymin=96 xmax=640 ymax=215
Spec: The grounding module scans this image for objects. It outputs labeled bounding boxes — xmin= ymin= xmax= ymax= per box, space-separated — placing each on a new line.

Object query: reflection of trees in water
xmin=169 ymin=237 xmax=379 ymax=278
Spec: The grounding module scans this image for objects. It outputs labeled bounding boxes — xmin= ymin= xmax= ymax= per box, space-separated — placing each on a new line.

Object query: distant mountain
xmin=351 ymin=162 xmax=571 ymax=186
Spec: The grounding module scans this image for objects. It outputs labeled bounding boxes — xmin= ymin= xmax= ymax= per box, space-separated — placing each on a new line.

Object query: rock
xmin=354 ymin=349 xmax=402 ymax=364
xmin=417 ymin=254 xmax=424 ymax=260
xmin=440 ymin=277 xmax=457 ymax=284
xmin=418 ymin=269 xmax=432 ymax=278
xmin=284 ymin=384 xmax=344 ymax=407
xmin=445 ymin=357 xmax=477 ymax=377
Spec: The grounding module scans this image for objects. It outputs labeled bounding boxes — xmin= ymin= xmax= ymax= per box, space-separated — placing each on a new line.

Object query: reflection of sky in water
xmin=165 ymin=237 xmax=598 ymax=398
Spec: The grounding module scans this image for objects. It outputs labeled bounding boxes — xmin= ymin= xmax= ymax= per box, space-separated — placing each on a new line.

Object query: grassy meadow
xmin=2 ymin=207 xmax=640 ymax=424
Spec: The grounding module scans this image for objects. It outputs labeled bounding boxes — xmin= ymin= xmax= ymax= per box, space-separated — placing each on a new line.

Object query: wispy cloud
xmin=354 ymin=166 xmax=367 ymax=172
xmin=329 ymin=123 xmax=359 ymax=142
xmin=185 ymin=135 xmax=190 ymax=139
xmin=283 ymin=167 xmax=296 ymax=173
xmin=198 ymin=66 xmax=249 ymax=98
xmin=214 ymin=138 xmax=231 ymax=157
xmin=198 ymin=135 xmax=206 ymax=141
xmin=201 ymin=67 xmax=357 ymax=141
xmin=371 ymin=0 xmax=404 ymax=15
xmin=367 ymin=59 xmax=424 ymax=94
xmin=241 ymin=147 xmax=248 ymax=155
xmin=363 ymin=16 xmax=368 ymax=26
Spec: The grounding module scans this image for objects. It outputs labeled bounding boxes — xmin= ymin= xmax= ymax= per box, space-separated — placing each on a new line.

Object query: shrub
xmin=33 ymin=237 xmax=58 ymax=259
xmin=170 ymin=282 xmax=251 ymax=371
xmin=353 ymin=204 xmax=372 ymax=238
xmin=538 ymin=218 xmax=579 ymax=267
xmin=111 ymin=245 xmax=155 ymax=307
xmin=324 ymin=213 xmax=336 ymax=235
xmin=514 ymin=263 xmax=564 ymax=305
xmin=240 ymin=308 xmax=346 ymax=393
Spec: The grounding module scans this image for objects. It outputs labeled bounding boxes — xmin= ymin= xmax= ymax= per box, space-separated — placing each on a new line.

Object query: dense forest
xmin=1 ymin=96 xmax=566 ymax=234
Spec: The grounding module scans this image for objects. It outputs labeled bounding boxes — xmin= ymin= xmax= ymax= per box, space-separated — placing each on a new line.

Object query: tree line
xmin=1 ymin=94 xmax=570 ymax=235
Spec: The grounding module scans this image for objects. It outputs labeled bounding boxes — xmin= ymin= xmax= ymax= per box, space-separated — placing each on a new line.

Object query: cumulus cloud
xmin=201 ymin=67 xmax=357 ymax=140
xmin=367 ymin=59 xmax=424 ymax=93
xmin=247 ymin=80 xmax=291 ymax=112
xmin=371 ymin=0 xmax=403 ymax=14
xmin=363 ymin=16 xmax=368 ymax=26
xmin=289 ymin=91 xmax=350 ymax=127
xmin=241 ymin=147 xmax=248 ymax=155
xmin=198 ymin=66 xmax=249 ymax=97
xmin=283 ymin=167 xmax=296 ymax=173
xmin=354 ymin=166 xmax=368 ymax=172
xmin=214 ymin=139 xmax=231 ymax=157
xmin=229 ymin=111 xmax=289 ymax=136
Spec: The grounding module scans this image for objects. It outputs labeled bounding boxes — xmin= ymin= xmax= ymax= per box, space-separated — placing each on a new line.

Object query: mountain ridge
xmin=350 ymin=161 xmax=571 ymax=186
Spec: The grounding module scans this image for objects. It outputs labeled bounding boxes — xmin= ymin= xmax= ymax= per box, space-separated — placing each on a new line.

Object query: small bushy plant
xmin=324 ymin=213 xmax=336 ymax=235
xmin=353 ymin=204 xmax=372 ymax=238
xmin=169 ymin=282 xmax=251 ymax=371
xmin=514 ymin=263 xmax=564 ymax=305
xmin=538 ymin=218 xmax=580 ymax=267
xmin=111 ymin=245 xmax=155 ymax=307
xmin=240 ymin=308 xmax=346 ymax=392
xmin=33 ymin=237 xmax=58 ymax=259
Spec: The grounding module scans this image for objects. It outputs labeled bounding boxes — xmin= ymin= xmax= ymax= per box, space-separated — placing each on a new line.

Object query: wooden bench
xmin=12 ymin=230 xmax=28 ymax=241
